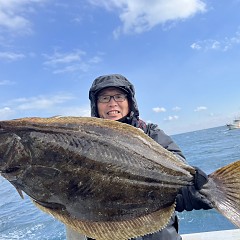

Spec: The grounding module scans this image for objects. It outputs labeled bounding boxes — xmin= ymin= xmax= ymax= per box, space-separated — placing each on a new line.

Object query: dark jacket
xmin=89 ymin=74 xmax=186 ymax=162
xmin=88 ymin=74 xmax=185 ymax=240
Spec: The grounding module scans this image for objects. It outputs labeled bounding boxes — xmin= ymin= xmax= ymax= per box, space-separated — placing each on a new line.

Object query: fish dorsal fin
xmin=34 ymin=201 xmax=175 ymax=240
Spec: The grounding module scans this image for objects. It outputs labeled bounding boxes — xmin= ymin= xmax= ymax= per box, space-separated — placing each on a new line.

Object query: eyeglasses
xmin=97 ymin=94 xmax=127 ymax=103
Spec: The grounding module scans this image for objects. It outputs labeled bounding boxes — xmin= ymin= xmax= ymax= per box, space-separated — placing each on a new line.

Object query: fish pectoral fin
xmin=16 ymin=187 xmax=24 ymax=199
xmin=34 ymin=201 xmax=176 ymax=240
xmin=7 ymin=181 xmax=24 ymax=199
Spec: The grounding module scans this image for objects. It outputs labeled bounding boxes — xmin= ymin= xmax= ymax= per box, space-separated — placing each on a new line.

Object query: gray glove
xmin=175 ymin=167 xmax=213 ymax=212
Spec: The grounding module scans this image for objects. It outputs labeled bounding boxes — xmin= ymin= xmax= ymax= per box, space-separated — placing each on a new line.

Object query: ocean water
xmin=0 ymin=125 xmax=239 ymax=239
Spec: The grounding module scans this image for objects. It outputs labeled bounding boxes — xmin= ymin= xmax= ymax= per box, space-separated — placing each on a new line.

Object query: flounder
xmin=0 ymin=116 xmax=239 ymax=239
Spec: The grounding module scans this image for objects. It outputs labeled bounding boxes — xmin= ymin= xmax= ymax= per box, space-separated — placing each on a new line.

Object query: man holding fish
xmin=0 ymin=74 xmax=239 ymax=240
xmin=67 ymin=74 xmax=213 ymax=240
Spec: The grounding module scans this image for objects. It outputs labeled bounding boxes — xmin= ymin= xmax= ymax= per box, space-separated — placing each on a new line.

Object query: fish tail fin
xmin=203 ymin=160 xmax=240 ymax=227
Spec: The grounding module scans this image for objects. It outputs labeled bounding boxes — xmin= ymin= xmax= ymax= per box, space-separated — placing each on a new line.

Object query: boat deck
xmin=182 ymin=229 xmax=240 ymax=240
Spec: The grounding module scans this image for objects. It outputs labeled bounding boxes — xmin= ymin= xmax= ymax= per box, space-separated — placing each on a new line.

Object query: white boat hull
xmin=226 ymin=118 xmax=240 ymax=130
xmin=227 ymin=124 xmax=240 ymax=130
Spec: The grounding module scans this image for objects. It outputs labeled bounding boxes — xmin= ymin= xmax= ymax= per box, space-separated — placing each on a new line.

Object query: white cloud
xmin=52 ymin=64 xmax=90 ymax=74
xmin=172 ymin=106 xmax=181 ymax=111
xmin=191 ymin=29 xmax=240 ymax=51
xmin=0 ymin=51 xmax=25 ymax=61
xmin=190 ymin=42 xmax=201 ymax=50
xmin=0 ymin=0 xmax=46 ymax=34
xmin=9 ymin=94 xmax=74 ymax=110
xmin=153 ymin=107 xmax=166 ymax=113
xmin=0 ymin=80 xmax=15 ymax=85
xmin=0 ymin=7 xmax=30 ymax=32
xmin=194 ymin=106 xmax=207 ymax=112
xmin=1 ymin=94 xmax=90 ymax=119
xmin=164 ymin=115 xmax=179 ymax=121
xmin=43 ymin=50 xmax=86 ymax=66
xmin=89 ymin=0 xmax=206 ymax=35
xmin=89 ymin=56 xmax=102 ymax=64
xmin=43 ymin=50 xmax=103 ymax=74
xmin=57 ymin=106 xmax=91 ymax=117
xmin=0 ymin=107 xmax=15 ymax=120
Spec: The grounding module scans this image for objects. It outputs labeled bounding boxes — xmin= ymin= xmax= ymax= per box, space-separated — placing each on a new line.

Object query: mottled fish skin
xmin=0 ymin=117 xmax=194 ymax=222
xmin=0 ymin=117 xmax=239 ymax=240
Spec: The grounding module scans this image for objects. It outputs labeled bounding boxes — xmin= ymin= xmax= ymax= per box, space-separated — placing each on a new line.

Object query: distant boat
xmin=226 ymin=117 xmax=240 ymax=130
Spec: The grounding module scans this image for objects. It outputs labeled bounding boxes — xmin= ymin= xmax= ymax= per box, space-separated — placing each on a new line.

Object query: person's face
xmin=97 ymin=87 xmax=130 ymax=120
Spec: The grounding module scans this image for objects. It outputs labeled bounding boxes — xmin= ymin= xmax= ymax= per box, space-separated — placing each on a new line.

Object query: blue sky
xmin=0 ymin=0 xmax=240 ymax=135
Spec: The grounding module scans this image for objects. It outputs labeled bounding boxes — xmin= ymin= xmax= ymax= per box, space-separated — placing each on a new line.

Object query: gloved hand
xmin=175 ymin=167 xmax=213 ymax=212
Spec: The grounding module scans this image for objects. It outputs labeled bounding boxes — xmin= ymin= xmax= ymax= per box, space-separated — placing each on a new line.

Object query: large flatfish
xmin=0 ymin=116 xmax=239 ymax=239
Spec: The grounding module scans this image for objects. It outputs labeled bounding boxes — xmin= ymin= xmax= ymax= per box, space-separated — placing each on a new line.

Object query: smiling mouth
xmin=107 ymin=110 xmax=120 ymax=115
